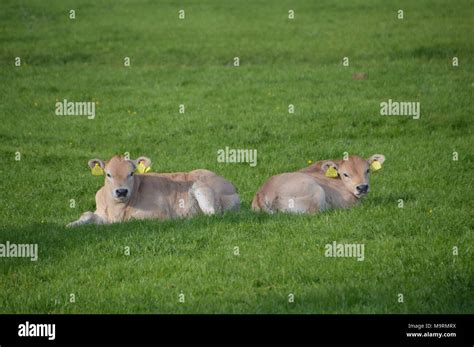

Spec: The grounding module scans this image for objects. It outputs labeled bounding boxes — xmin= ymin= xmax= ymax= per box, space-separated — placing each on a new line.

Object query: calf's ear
xmin=88 ymin=159 xmax=105 ymax=176
xmin=368 ymin=154 xmax=385 ymax=172
xmin=88 ymin=159 xmax=105 ymax=169
xmin=320 ymin=160 xmax=339 ymax=178
xmin=131 ymin=156 xmax=152 ymax=173
xmin=367 ymin=154 xmax=386 ymax=165
xmin=132 ymin=156 xmax=152 ymax=167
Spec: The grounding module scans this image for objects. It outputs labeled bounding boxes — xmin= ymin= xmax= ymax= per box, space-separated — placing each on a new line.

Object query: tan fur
xmin=67 ymin=156 xmax=240 ymax=227
xmin=298 ymin=159 xmax=344 ymax=174
xmin=252 ymin=154 xmax=385 ymax=214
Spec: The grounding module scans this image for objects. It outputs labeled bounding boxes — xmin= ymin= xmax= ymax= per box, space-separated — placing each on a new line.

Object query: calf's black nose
xmin=356 ymin=184 xmax=368 ymax=193
xmin=115 ymin=188 xmax=128 ymax=197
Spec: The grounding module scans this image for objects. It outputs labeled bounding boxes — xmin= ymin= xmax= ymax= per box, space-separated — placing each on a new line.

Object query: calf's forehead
xmin=106 ymin=156 xmax=133 ymax=172
xmin=343 ymin=156 xmax=368 ymax=172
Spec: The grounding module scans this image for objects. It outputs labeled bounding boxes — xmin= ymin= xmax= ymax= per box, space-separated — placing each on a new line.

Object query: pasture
xmin=0 ymin=0 xmax=472 ymax=313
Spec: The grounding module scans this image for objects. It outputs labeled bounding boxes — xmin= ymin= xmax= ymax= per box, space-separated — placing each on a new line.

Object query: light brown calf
xmin=251 ymin=154 xmax=385 ymax=214
xmin=67 ymin=155 xmax=240 ymax=227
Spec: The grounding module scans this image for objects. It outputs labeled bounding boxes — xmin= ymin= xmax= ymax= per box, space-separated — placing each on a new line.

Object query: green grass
xmin=0 ymin=0 xmax=472 ymax=313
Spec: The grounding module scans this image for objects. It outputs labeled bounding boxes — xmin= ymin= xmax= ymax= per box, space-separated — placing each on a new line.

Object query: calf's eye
xmin=106 ymin=173 xmax=112 ymax=178
xmin=343 ymin=173 xmax=349 ymax=178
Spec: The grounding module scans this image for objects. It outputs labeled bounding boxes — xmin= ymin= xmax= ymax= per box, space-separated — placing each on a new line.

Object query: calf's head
xmin=88 ymin=155 xmax=152 ymax=202
xmin=319 ymin=154 xmax=385 ymax=198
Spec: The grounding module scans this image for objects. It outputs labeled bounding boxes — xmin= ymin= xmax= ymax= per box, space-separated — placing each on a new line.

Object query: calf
xmin=67 ymin=155 xmax=240 ymax=227
xmin=251 ymin=154 xmax=385 ymax=214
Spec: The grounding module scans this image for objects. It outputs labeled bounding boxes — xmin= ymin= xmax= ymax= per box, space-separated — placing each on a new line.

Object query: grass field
xmin=0 ymin=0 xmax=472 ymax=313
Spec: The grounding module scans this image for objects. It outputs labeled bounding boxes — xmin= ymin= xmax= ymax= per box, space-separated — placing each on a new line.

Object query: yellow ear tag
xmin=370 ymin=160 xmax=382 ymax=172
xmin=91 ymin=163 xmax=104 ymax=176
xmin=136 ymin=161 xmax=151 ymax=174
xmin=325 ymin=166 xmax=338 ymax=178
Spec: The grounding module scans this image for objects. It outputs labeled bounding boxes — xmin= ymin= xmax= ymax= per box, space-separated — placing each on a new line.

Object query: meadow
xmin=0 ymin=0 xmax=472 ymax=313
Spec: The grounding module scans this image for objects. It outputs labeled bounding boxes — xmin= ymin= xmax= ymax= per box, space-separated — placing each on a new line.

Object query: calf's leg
xmin=192 ymin=185 xmax=217 ymax=215
xmin=66 ymin=211 xmax=106 ymax=228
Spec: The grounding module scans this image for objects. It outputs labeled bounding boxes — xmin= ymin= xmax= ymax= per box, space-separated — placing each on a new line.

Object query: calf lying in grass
xmin=67 ymin=155 xmax=240 ymax=227
xmin=251 ymin=154 xmax=385 ymax=214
